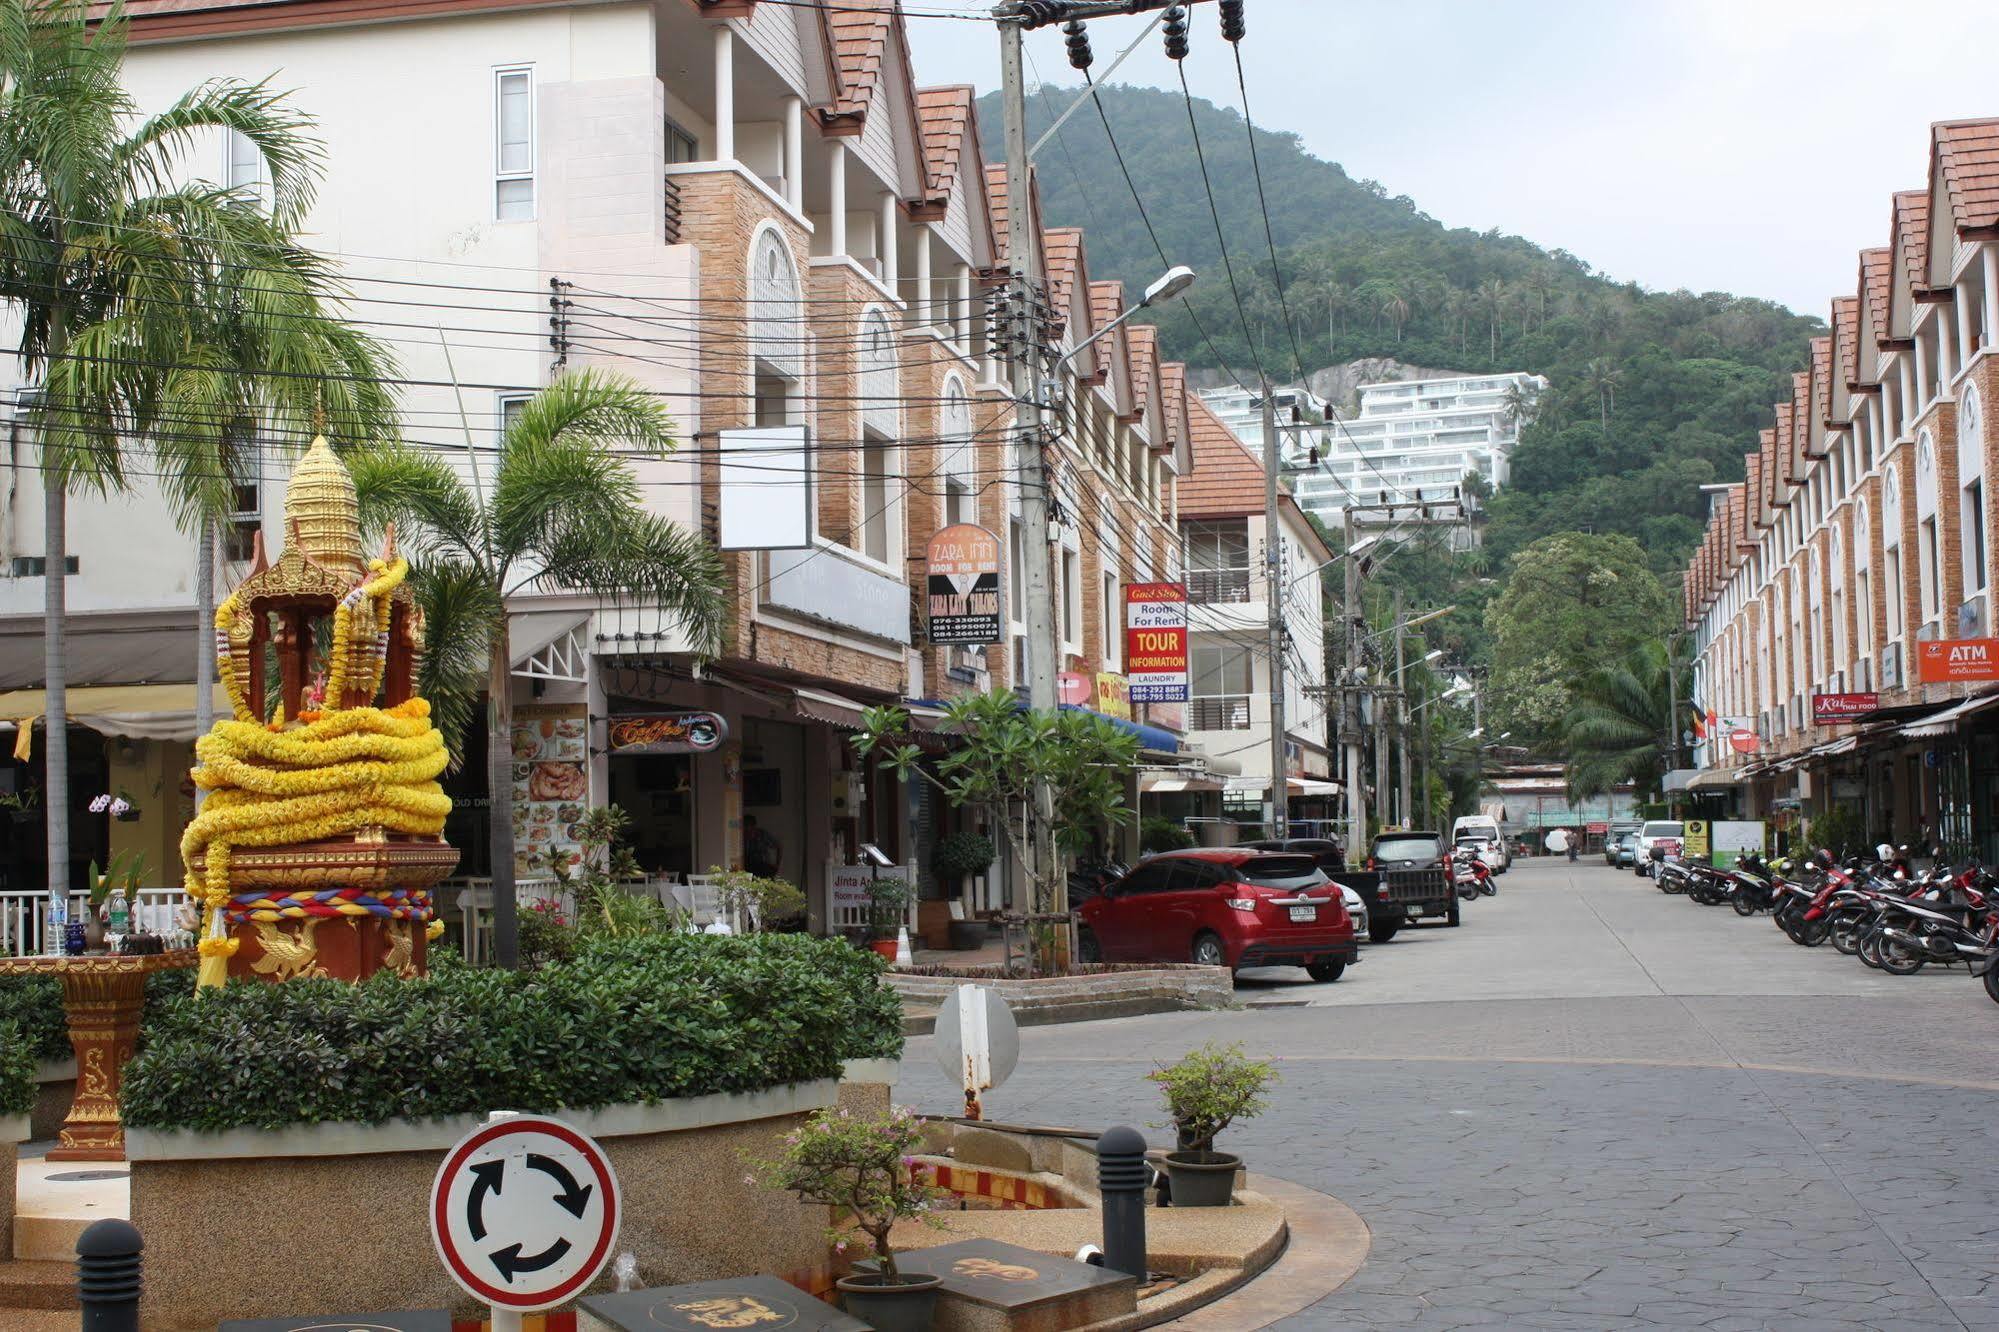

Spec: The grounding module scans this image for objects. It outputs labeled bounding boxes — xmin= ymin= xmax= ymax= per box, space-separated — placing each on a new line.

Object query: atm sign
xmin=1917 ymin=638 xmax=1999 ymax=682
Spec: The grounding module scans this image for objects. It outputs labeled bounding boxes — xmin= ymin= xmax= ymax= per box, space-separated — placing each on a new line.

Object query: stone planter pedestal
xmin=126 ymin=1080 xmax=841 ymax=1330
xmin=0 ymin=1111 xmax=24 ymax=1259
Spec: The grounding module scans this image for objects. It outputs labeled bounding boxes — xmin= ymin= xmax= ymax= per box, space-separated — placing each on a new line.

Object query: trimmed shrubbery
xmin=0 ymin=971 xmax=189 ymax=1066
xmin=120 ymin=932 xmax=904 ymax=1133
xmin=0 ymin=1022 xmax=33 ymax=1118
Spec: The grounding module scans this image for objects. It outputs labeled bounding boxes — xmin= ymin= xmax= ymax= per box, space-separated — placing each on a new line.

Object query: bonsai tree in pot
xmin=753 ymin=1104 xmax=945 ymax=1330
xmin=931 ymin=833 xmax=994 ymax=949
xmin=710 ymin=867 xmax=808 ymax=933
xmin=1149 ymin=1042 xmax=1278 ymax=1207
xmin=865 ymin=877 xmax=913 ymax=959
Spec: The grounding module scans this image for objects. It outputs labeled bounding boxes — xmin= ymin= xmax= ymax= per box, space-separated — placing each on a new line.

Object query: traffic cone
xmin=895 ymin=925 xmax=913 ymax=966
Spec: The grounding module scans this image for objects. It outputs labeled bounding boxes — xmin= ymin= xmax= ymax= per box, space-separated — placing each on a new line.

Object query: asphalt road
xmin=898 ymin=858 xmax=1999 ymax=1329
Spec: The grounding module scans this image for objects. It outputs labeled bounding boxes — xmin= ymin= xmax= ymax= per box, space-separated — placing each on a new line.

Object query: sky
xmin=904 ymin=0 xmax=1999 ymax=317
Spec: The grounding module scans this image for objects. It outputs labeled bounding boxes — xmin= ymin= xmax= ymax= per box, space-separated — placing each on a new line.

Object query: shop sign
xmin=765 ymin=545 xmax=911 ymax=645
xmin=1124 ymin=582 xmax=1189 ymax=703
xmin=606 ymin=712 xmax=728 ymax=755
xmin=1812 ymin=692 xmax=1879 ymax=725
xmin=1728 ymin=727 xmax=1759 ymax=755
xmin=1094 ymin=673 xmax=1131 ymax=721
xmin=1918 ymin=637 xmax=1999 ymax=682
xmin=511 ymin=704 xmax=588 ymax=876
xmin=924 ymin=524 xmax=1002 ymax=646
xmin=1683 ymin=819 xmax=1711 ymax=860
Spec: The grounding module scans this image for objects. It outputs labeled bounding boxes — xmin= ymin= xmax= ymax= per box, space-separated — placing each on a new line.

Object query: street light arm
xmin=1053 ymin=266 xmax=1195 ymax=372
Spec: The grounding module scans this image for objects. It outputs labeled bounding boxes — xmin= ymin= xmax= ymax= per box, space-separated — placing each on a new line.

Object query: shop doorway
xmin=609 ymin=753 xmax=697 ymax=879
xmin=740 ymin=717 xmax=806 ymax=887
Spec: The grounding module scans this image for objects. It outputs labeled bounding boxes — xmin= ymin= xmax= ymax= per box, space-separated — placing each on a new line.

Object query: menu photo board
xmin=925 ymin=524 xmax=1003 ymax=646
xmin=1125 ymin=582 xmax=1189 ymax=703
xmin=511 ymin=703 xmax=589 ymax=876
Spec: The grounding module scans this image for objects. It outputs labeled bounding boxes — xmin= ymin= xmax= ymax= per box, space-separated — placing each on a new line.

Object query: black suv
xmin=1359 ymin=830 xmax=1457 ymax=940
xmin=1240 ymin=836 xmax=1346 ymax=875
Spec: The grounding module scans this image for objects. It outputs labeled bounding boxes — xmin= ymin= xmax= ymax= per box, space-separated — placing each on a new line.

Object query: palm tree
xmin=1584 ymin=356 xmax=1623 ymax=430
xmin=0 ymin=0 xmax=385 ymax=896
xmin=1477 ymin=279 xmax=1508 ymax=363
xmin=1525 ymin=269 xmax=1556 ymax=332
xmin=1501 ymin=382 xmax=1535 ymax=432
xmin=1378 ymin=288 xmax=1410 ymax=344
xmin=1324 ymin=281 xmax=1352 ymax=349
xmin=351 ymin=370 xmax=728 ymax=968
xmin=1563 ymin=639 xmax=1689 ymax=801
xmin=1444 ymin=287 xmax=1473 ymax=356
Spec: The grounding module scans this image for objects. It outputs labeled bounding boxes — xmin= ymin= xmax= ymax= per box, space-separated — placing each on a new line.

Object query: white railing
xmin=1 ymin=887 xmax=186 ymax=958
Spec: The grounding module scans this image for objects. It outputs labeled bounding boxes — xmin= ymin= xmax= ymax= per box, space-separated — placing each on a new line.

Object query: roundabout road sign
xmin=430 ymin=1115 xmax=621 ymax=1313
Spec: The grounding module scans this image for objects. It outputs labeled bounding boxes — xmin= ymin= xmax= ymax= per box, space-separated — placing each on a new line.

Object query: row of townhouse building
xmin=0 ymin=0 xmax=1331 ymax=942
xmin=1685 ymin=116 xmax=1999 ymax=860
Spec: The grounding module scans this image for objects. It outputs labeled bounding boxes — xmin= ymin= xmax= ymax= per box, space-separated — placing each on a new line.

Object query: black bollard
xmin=1097 ymin=1124 xmax=1149 ymax=1280
xmin=76 ymin=1217 xmax=143 ymax=1332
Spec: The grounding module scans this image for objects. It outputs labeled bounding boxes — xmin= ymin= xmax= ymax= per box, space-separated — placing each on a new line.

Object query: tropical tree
xmin=0 ymin=0 xmax=390 ymax=894
xmin=1584 ymin=356 xmax=1623 ymax=429
xmin=1378 ymin=288 xmax=1410 ymax=344
xmin=350 ymin=370 xmax=727 ymax=968
xmin=1477 ymin=278 xmax=1508 ymax=362
xmin=1563 ymin=638 xmax=1689 ymax=801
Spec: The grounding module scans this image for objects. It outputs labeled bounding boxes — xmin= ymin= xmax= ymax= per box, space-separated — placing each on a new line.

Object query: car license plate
xmin=1288 ymin=905 xmax=1316 ymax=923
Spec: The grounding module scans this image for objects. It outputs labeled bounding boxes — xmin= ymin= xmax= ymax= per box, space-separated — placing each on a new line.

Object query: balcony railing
xmin=1190 ymin=695 xmax=1252 ymax=730
xmin=1187 ymin=567 xmax=1252 ymax=605
xmin=663 ymin=174 xmax=683 ymax=244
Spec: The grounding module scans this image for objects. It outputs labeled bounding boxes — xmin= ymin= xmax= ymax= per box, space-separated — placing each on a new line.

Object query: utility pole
xmin=1341 ymin=505 xmax=1365 ymax=857
xmin=1665 ymin=636 xmax=1680 ymax=818
xmin=1373 ymin=652 xmax=1389 ymax=829
xmin=1416 ymin=677 xmax=1432 ymax=830
xmin=1263 ymin=380 xmax=1287 ymax=839
xmin=1393 ymin=591 xmax=1409 ymax=826
xmin=997 ymin=12 xmax=1062 ymax=957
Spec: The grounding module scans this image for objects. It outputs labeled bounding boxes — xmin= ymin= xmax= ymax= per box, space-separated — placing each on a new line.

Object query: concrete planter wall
xmin=890 ymin=966 xmax=1233 ymax=1026
xmin=0 ymin=1112 xmax=24 ymax=1260
xmin=128 ymin=1081 xmax=840 ymax=1330
xmin=837 ymin=1057 xmax=902 ymax=1116
xmin=32 ymin=1059 xmax=76 ymax=1142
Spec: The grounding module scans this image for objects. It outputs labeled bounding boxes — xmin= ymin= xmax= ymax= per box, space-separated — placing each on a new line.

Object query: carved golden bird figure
xmin=250 ymin=918 xmax=324 ymax=981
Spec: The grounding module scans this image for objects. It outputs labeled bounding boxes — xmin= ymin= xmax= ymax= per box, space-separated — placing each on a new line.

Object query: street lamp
xmin=1055 ymin=265 xmax=1195 ymax=371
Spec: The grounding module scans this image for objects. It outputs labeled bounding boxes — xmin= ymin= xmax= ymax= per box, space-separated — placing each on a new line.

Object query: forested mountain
xmin=978 ymin=84 xmax=1824 ymax=583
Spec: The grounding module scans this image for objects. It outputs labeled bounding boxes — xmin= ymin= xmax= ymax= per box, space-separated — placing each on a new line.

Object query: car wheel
xmin=1446 ymin=899 xmax=1461 ymax=927
xmin=1191 ymin=931 xmax=1228 ymax=968
xmin=1369 ymin=921 xmax=1399 ymax=944
xmin=1077 ymin=929 xmax=1101 ymax=964
xmin=1306 ymin=959 xmax=1346 ymax=983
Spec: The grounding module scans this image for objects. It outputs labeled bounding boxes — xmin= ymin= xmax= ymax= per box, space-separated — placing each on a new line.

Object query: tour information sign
xmin=1125 ymin=582 xmax=1189 ymax=702
xmin=431 ymin=1115 xmax=622 ymax=1314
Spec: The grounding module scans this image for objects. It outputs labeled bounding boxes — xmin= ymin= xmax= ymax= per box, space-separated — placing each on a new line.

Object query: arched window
xmin=1964 ymin=383 xmax=1984 ymax=444
xmin=1962 ymin=385 xmax=1988 ymax=599
xmin=855 ymin=309 xmax=899 ymax=565
xmin=859 ymin=310 xmax=898 ymax=435
xmin=750 ymin=227 xmax=802 ymax=378
xmin=1829 ymin=530 xmax=1847 ymax=677
xmin=940 ymin=374 xmax=974 ymax=528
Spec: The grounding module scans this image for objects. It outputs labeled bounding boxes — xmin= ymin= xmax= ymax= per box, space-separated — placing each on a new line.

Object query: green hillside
xmin=979 ymin=83 xmax=1822 ymax=583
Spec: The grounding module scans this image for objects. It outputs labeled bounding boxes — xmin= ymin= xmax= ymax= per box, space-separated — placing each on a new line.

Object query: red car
xmin=1076 ymin=848 xmax=1359 ymax=980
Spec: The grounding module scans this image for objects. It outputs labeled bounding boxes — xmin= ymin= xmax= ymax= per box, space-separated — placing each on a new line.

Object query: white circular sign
xmin=932 ymin=985 xmax=1020 ymax=1093
xmin=430 ymin=1115 xmax=621 ymax=1312
xmin=1545 ymin=829 xmax=1571 ymax=852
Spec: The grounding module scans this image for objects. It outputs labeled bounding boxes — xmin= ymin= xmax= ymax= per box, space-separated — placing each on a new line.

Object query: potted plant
xmin=1148 ymin=1042 xmax=1278 ymax=1208
xmin=864 ymin=876 xmax=912 ymax=960
xmin=751 ymin=1105 xmax=944 ymax=1330
xmin=710 ymin=867 xmax=808 ymax=933
xmin=931 ymin=833 xmax=994 ymax=950
xmin=1139 ymin=816 xmax=1197 ymax=854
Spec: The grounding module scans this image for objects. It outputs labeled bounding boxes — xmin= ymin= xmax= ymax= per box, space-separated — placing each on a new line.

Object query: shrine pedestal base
xmin=227 ymin=913 xmax=428 ymax=983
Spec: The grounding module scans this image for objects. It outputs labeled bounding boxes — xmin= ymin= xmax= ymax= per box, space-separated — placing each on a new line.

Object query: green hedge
xmin=0 ymin=1022 xmax=32 ymax=1117
xmin=121 ymin=932 xmax=904 ymax=1133
xmin=0 ymin=970 xmax=190 ymax=1065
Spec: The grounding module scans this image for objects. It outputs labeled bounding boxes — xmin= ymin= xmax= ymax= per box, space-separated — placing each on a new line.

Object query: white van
xmin=1451 ymin=815 xmax=1508 ymax=872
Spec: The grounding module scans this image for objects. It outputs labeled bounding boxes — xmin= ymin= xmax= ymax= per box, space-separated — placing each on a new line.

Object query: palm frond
xmin=350 ymin=444 xmax=488 ymax=568
xmin=115 ymin=76 xmax=324 ymax=226
xmin=412 ymin=559 xmax=503 ymax=770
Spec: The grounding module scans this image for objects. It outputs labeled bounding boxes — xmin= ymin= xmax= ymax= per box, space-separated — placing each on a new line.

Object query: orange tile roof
xmin=1773 ymin=400 xmax=1796 ymax=481
xmin=1809 ymin=337 xmax=1831 ymax=431
xmin=1746 ymin=451 xmax=1763 ymax=528
xmin=1090 ymin=280 xmax=1124 ymax=333
xmin=914 ymin=85 xmax=974 ymax=200
xmin=1832 ymin=297 xmax=1860 ymax=387
xmin=1127 ymin=324 xmax=1160 ymax=433
xmin=1935 ymin=118 xmax=1999 ymax=232
xmin=1160 ymin=362 xmax=1190 ymax=456
xmin=1893 ymin=188 xmax=1931 ymax=291
xmin=1859 ymin=247 xmax=1892 ymax=346
xmin=1179 ymin=395 xmax=1322 ymax=536
xmin=1043 ymin=228 xmax=1083 ymax=327
xmin=1790 ymin=372 xmax=1811 ymax=462
xmin=827 ymin=0 xmax=894 ymax=120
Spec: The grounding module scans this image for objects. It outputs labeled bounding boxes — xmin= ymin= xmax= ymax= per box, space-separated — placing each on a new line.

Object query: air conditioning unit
xmin=1854 ymin=657 xmax=1872 ymax=691
xmin=1880 ymin=643 xmax=1903 ymax=690
xmin=1959 ymin=594 xmax=1987 ymax=638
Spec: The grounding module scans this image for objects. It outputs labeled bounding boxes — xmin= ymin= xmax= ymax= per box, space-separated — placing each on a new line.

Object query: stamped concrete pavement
xmin=898 ymin=860 xmax=1999 ymax=1329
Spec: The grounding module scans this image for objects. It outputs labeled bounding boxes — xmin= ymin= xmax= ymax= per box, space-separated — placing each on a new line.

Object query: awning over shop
xmin=0 ymin=683 xmax=232 ymax=759
xmin=1139 ymin=771 xmax=1226 ymax=794
xmin=0 ymin=613 xmax=199 ymax=692
xmin=1686 ymin=767 xmax=1749 ymax=789
xmin=508 ymin=611 xmax=591 ymax=682
xmin=1223 ymin=775 xmax=1341 ymax=797
xmin=1056 ymin=704 xmax=1179 ymax=753
xmin=794 ymin=687 xmax=873 ymax=731
xmin=1897 ymin=691 xmax=1999 ymax=739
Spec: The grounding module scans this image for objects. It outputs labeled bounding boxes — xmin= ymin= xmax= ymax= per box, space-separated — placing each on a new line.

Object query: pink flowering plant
xmin=748 ymin=1104 xmax=945 ymax=1277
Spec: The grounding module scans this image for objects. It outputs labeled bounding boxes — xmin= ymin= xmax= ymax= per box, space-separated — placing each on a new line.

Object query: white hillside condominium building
xmin=1240 ymin=372 xmax=1547 ymax=524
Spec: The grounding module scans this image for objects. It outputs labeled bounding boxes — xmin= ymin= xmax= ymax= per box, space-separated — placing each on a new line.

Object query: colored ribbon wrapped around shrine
xmin=225 ymin=886 xmax=437 ymax=925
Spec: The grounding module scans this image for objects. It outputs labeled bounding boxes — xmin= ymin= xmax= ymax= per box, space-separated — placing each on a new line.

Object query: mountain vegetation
xmin=982 ymin=83 xmax=1823 ymax=587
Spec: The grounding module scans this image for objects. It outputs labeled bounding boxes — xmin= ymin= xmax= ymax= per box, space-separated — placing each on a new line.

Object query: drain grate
xmin=44 ymin=1170 xmax=128 ymax=1183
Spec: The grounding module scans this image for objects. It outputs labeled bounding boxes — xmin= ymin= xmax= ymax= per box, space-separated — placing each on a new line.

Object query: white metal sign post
xmin=430 ymin=1114 xmax=622 ymax=1328
xmin=933 ymin=984 xmax=1020 ymax=1120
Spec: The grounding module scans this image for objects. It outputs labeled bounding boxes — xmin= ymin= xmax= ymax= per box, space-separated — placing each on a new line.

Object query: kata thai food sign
xmin=1918 ymin=638 xmax=1999 ymax=683
xmin=925 ymin=524 xmax=1002 ymax=646
xmin=1812 ymin=692 xmax=1879 ymax=725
